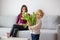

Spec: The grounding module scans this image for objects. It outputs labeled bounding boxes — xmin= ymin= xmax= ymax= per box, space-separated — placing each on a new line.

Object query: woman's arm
xmin=16 ymin=14 xmax=20 ymax=24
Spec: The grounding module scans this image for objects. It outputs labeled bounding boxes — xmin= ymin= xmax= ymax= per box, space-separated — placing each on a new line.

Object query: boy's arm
xmin=29 ymin=21 xmax=42 ymax=30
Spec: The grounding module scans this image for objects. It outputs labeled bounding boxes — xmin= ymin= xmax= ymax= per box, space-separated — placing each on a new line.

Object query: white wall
xmin=0 ymin=0 xmax=1 ymax=15
xmin=0 ymin=0 xmax=60 ymax=16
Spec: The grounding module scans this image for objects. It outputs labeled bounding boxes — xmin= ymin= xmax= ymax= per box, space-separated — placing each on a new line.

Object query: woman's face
xmin=22 ymin=7 xmax=26 ymax=13
xmin=36 ymin=11 xmax=42 ymax=19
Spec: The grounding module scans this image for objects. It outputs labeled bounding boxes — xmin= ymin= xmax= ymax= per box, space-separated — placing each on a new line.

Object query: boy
xmin=28 ymin=9 xmax=44 ymax=40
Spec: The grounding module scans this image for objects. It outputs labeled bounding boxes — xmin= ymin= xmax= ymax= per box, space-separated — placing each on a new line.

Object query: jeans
xmin=31 ymin=34 xmax=40 ymax=40
xmin=10 ymin=24 xmax=28 ymax=37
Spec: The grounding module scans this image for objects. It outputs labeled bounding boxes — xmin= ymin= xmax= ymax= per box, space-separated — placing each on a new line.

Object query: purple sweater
xmin=16 ymin=13 xmax=27 ymax=24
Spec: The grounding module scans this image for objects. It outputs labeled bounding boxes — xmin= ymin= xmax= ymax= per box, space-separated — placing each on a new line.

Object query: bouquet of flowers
xmin=22 ymin=12 xmax=36 ymax=28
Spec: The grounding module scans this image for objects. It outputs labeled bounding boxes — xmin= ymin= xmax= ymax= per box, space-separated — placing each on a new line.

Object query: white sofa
xmin=0 ymin=28 xmax=57 ymax=40
xmin=0 ymin=15 xmax=60 ymax=40
xmin=57 ymin=24 xmax=60 ymax=40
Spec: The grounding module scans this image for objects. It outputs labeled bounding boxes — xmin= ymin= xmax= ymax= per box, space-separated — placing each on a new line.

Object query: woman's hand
xmin=20 ymin=23 xmax=23 ymax=25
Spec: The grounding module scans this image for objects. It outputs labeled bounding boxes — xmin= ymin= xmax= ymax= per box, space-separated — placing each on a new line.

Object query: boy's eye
xmin=40 ymin=14 xmax=42 ymax=16
xmin=36 ymin=14 xmax=39 ymax=15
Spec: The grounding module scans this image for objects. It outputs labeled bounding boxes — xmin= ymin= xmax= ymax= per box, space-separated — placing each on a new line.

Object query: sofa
xmin=57 ymin=24 xmax=60 ymax=40
xmin=0 ymin=15 xmax=60 ymax=40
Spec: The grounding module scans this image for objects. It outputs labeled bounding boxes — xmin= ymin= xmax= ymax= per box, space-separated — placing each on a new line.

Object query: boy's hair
xmin=38 ymin=9 xmax=44 ymax=18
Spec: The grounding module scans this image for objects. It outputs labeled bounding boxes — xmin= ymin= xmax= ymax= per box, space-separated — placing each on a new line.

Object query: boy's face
xmin=36 ymin=11 xmax=42 ymax=19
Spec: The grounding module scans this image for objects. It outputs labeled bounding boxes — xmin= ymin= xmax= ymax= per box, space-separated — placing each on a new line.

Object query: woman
xmin=7 ymin=5 xmax=29 ymax=37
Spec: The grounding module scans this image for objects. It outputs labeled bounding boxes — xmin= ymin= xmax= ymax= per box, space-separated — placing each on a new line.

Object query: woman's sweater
xmin=16 ymin=13 xmax=27 ymax=24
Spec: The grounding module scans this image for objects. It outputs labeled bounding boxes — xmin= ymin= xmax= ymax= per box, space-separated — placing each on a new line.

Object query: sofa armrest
xmin=57 ymin=24 xmax=60 ymax=40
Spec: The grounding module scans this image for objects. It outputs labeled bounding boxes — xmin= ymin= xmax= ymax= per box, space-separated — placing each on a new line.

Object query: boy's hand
xmin=30 ymin=27 xmax=33 ymax=30
xmin=27 ymin=21 xmax=31 ymax=26
xmin=28 ymin=27 xmax=33 ymax=30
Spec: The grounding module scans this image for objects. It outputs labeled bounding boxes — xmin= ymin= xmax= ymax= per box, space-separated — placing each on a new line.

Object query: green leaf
xmin=22 ymin=12 xmax=36 ymax=28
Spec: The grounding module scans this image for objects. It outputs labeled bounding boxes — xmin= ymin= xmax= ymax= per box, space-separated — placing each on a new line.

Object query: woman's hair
xmin=38 ymin=9 xmax=44 ymax=18
xmin=21 ymin=5 xmax=28 ymax=13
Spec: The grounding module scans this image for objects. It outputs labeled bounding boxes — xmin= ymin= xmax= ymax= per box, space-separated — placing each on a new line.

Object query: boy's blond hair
xmin=38 ymin=9 xmax=44 ymax=18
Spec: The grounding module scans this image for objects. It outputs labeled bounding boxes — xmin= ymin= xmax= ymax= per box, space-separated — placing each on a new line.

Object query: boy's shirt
xmin=29 ymin=19 xmax=42 ymax=34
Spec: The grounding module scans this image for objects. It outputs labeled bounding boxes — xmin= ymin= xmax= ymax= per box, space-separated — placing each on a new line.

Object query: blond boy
xmin=28 ymin=9 xmax=44 ymax=40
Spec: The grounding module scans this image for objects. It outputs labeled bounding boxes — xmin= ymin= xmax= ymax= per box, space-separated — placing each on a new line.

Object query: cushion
xmin=0 ymin=16 xmax=16 ymax=27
